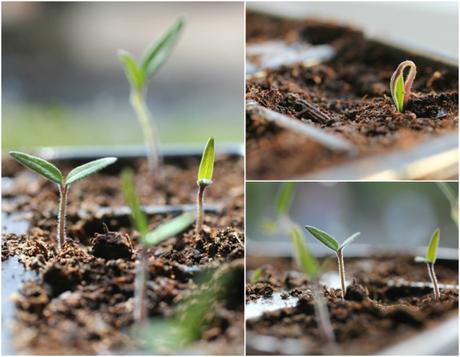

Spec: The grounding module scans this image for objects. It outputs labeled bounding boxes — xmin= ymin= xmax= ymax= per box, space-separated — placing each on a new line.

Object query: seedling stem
xmin=427 ymin=262 xmax=440 ymax=300
xmin=57 ymin=185 xmax=68 ymax=250
xmin=196 ymin=183 xmax=206 ymax=238
xmin=336 ymin=249 xmax=346 ymax=300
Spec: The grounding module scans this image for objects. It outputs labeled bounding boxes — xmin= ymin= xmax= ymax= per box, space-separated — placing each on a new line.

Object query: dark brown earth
xmin=2 ymin=154 xmax=244 ymax=355
xmin=246 ymin=255 xmax=458 ymax=355
xmin=246 ymin=13 xmax=458 ymax=179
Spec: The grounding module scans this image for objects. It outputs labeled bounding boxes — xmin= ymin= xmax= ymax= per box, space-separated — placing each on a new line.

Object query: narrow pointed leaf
xmin=305 ymin=225 xmax=339 ymax=252
xmin=121 ymin=169 xmax=149 ymax=237
xmin=143 ymin=211 xmax=195 ymax=247
xmin=197 ymin=137 xmax=214 ymax=185
xmin=394 ymin=74 xmax=405 ymax=112
xmin=9 ymin=151 xmax=62 ymax=185
xmin=291 ymin=225 xmax=319 ymax=280
xmin=340 ymin=232 xmax=361 ymax=250
xmin=425 ymin=228 xmax=440 ymax=263
xmin=276 ymin=183 xmax=295 ymax=218
xmin=65 ymin=157 xmax=117 ymax=186
xmin=118 ymin=50 xmax=145 ymax=90
xmin=141 ymin=17 xmax=185 ymax=79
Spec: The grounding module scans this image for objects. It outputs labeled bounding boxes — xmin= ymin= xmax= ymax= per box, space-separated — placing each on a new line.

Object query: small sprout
xmin=250 ymin=267 xmax=263 ymax=284
xmin=415 ymin=228 xmax=441 ymax=300
xmin=291 ymin=225 xmax=319 ymax=281
xmin=305 ymin=225 xmax=360 ymax=300
xmin=118 ymin=17 xmax=185 ymax=172
xmin=9 ymin=151 xmax=117 ymax=250
xmin=390 ymin=60 xmax=417 ymax=112
xmin=276 ymin=182 xmax=295 ymax=218
xmin=196 ymin=137 xmax=215 ymax=239
xmin=121 ymin=169 xmax=195 ymax=322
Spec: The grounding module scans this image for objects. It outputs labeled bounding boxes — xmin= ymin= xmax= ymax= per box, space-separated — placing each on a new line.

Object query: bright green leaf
xmin=9 ymin=151 xmax=63 ymax=185
xmin=291 ymin=225 xmax=319 ymax=280
xmin=394 ymin=74 xmax=405 ymax=112
xmin=425 ymin=228 xmax=440 ymax=264
xmin=305 ymin=225 xmax=339 ymax=252
xmin=250 ymin=267 xmax=263 ymax=284
xmin=143 ymin=211 xmax=195 ymax=247
xmin=141 ymin=17 xmax=185 ymax=79
xmin=340 ymin=232 xmax=361 ymax=250
xmin=276 ymin=183 xmax=295 ymax=218
xmin=118 ymin=50 xmax=145 ymax=90
xmin=65 ymin=157 xmax=117 ymax=186
xmin=121 ymin=169 xmax=149 ymax=237
xmin=197 ymin=137 xmax=214 ymax=185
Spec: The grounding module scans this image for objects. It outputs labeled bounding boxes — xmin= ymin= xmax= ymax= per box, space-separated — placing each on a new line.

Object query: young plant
xmin=121 ymin=169 xmax=195 ymax=322
xmin=196 ymin=137 xmax=215 ymax=239
xmin=415 ymin=228 xmax=441 ymax=300
xmin=305 ymin=225 xmax=360 ymax=300
xmin=9 ymin=151 xmax=117 ymax=250
xmin=118 ymin=17 xmax=185 ymax=172
xmin=390 ymin=60 xmax=417 ymax=113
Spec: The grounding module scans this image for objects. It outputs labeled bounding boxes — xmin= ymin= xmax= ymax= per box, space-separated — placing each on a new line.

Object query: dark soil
xmin=246 ymin=13 xmax=458 ymax=179
xmin=2 ymin=154 xmax=244 ymax=355
xmin=246 ymin=254 xmax=458 ymax=355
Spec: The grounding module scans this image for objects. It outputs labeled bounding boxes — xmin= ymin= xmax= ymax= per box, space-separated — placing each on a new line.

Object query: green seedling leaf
xmin=141 ymin=17 xmax=185 ymax=79
xmin=305 ymin=225 xmax=339 ymax=252
xmin=118 ymin=50 xmax=145 ymax=90
xmin=276 ymin=182 xmax=295 ymax=218
xmin=390 ymin=60 xmax=417 ymax=113
xmin=121 ymin=169 xmax=149 ymax=237
xmin=250 ymin=267 xmax=263 ymax=284
xmin=340 ymin=232 xmax=361 ymax=250
xmin=9 ymin=151 xmax=63 ymax=185
xmin=144 ymin=211 xmax=195 ymax=247
xmin=65 ymin=157 xmax=117 ymax=186
xmin=291 ymin=225 xmax=319 ymax=280
xmin=425 ymin=228 xmax=440 ymax=264
xmin=197 ymin=137 xmax=214 ymax=186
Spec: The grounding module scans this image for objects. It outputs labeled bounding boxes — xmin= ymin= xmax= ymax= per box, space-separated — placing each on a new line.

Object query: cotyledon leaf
xmin=197 ymin=137 xmax=214 ymax=186
xmin=9 ymin=151 xmax=63 ymax=185
xmin=65 ymin=157 xmax=117 ymax=186
xmin=305 ymin=225 xmax=339 ymax=252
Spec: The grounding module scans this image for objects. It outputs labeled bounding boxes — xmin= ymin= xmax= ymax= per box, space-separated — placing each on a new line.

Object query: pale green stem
xmin=134 ymin=249 xmax=148 ymax=322
xmin=130 ymin=89 xmax=160 ymax=172
xmin=311 ymin=283 xmax=336 ymax=347
xmin=57 ymin=184 xmax=68 ymax=251
xmin=427 ymin=263 xmax=440 ymax=301
xmin=336 ymin=249 xmax=346 ymax=300
xmin=196 ymin=184 xmax=207 ymax=239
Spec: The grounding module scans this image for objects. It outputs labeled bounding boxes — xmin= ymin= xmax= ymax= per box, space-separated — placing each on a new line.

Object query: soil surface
xmin=246 ymin=254 xmax=458 ymax=355
xmin=246 ymin=13 xmax=459 ymax=179
xmin=2 ymin=154 xmax=244 ymax=355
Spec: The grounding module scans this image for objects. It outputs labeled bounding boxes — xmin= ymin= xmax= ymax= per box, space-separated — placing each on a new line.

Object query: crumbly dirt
xmin=246 ymin=255 xmax=458 ymax=355
xmin=246 ymin=13 xmax=458 ymax=179
xmin=2 ymin=155 xmax=244 ymax=355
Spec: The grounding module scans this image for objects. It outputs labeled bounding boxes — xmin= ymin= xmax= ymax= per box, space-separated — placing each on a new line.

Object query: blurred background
xmin=247 ymin=1 xmax=458 ymax=58
xmin=247 ymin=182 xmax=458 ymax=257
xmin=2 ymin=2 xmax=244 ymax=150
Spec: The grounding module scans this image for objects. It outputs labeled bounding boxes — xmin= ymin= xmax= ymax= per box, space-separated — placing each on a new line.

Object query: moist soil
xmin=2 ymin=154 xmax=244 ymax=355
xmin=246 ymin=254 xmax=458 ymax=355
xmin=246 ymin=13 xmax=459 ymax=179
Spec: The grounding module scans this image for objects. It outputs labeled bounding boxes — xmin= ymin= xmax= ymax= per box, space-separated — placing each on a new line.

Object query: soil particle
xmin=90 ymin=225 xmax=133 ymax=261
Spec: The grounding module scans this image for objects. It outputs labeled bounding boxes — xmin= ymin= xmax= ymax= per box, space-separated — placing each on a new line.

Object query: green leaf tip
xmin=425 ymin=228 xmax=440 ymax=264
xmin=390 ymin=60 xmax=417 ymax=113
xmin=144 ymin=211 xmax=195 ymax=247
xmin=118 ymin=50 xmax=145 ymax=90
xmin=276 ymin=183 xmax=295 ymax=218
xmin=197 ymin=137 xmax=215 ymax=186
xmin=291 ymin=225 xmax=319 ymax=280
xmin=340 ymin=232 xmax=361 ymax=250
xmin=9 ymin=151 xmax=63 ymax=185
xmin=141 ymin=17 xmax=185 ymax=80
xmin=65 ymin=157 xmax=117 ymax=186
xmin=305 ymin=225 xmax=339 ymax=252
xmin=121 ymin=169 xmax=149 ymax=237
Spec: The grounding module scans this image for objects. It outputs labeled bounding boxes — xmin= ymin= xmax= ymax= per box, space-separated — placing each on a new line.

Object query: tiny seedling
xmin=122 ymin=169 xmax=195 ymax=322
xmin=415 ymin=228 xmax=441 ymax=300
xmin=390 ymin=60 xmax=417 ymax=113
xmin=9 ymin=151 xmax=117 ymax=250
xmin=196 ymin=137 xmax=215 ymax=239
xmin=119 ymin=17 xmax=185 ymax=172
xmin=305 ymin=225 xmax=360 ymax=300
